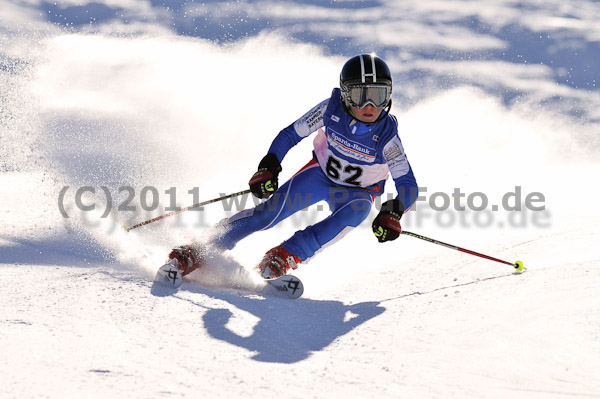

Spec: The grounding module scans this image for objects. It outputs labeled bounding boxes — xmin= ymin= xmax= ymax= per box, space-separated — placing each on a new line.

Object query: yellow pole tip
xmin=514 ymin=260 xmax=524 ymax=273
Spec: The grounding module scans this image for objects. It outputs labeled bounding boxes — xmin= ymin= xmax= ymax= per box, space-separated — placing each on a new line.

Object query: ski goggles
xmin=344 ymin=84 xmax=392 ymax=109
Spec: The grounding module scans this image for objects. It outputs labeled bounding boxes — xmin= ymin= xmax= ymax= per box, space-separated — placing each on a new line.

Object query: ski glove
xmin=249 ymin=153 xmax=282 ymax=199
xmin=372 ymin=199 xmax=404 ymax=243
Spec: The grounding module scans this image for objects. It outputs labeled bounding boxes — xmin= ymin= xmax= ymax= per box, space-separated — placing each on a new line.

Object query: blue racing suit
xmin=211 ymin=88 xmax=418 ymax=261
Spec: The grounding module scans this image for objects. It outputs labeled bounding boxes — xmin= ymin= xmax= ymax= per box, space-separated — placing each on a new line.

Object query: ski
xmin=153 ymin=260 xmax=304 ymax=299
xmin=154 ymin=259 xmax=183 ymax=288
xmin=261 ymin=275 xmax=304 ymax=299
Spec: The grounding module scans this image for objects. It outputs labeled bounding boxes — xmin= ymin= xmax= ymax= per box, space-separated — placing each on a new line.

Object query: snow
xmin=1 ymin=1 xmax=600 ymax=398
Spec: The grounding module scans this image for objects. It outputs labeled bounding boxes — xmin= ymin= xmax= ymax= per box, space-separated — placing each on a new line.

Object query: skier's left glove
xmin=372 ymin=199 xmax=404 ymax=243
xmin=249 ymin=153 xmax=282 ymax=199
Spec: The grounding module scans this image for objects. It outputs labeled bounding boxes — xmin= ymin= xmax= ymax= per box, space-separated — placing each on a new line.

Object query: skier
xmin=167 ymin=53 xmax=418 ymax=279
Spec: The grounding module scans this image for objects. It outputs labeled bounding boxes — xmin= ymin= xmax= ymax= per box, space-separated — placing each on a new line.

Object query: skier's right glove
xmin=249 ymin=153 xmax=282 ymax=199
xmin=372 ymin=199 xmax=404 ymax=243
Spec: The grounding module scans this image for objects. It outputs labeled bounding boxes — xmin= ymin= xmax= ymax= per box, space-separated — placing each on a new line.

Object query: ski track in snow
xmin=1 ymin=1 xmax=600 ymax=398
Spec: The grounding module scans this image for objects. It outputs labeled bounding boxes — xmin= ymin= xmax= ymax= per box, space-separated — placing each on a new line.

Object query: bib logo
xmin=327 ymin=128 xmax=375 ymax=162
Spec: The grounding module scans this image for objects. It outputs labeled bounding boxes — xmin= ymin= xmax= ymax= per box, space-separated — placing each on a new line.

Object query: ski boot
xmin=155 ymin=245 xmax=206 ymax=288
xmin=168 ymin=245 xmax=206 ymax=276
xmin=257 ymin=245 xmax=301 ymax=279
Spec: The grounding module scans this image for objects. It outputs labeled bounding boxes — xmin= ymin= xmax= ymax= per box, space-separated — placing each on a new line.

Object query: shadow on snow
xmin=0 ymin=230 xmax=114 ymax=266
xmin=151 ymin=281 xmax=385 ymax=364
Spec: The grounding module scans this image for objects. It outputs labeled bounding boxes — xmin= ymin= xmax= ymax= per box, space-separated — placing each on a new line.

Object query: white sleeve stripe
xmin=382 ymin=136 xmax=410 ymax=178
xmin=293 ymin=99 xmax=329 ymax=138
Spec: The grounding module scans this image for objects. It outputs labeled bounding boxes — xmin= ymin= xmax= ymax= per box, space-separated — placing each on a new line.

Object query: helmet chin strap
xmin=342 ymin=98 xmax=392 ymax=126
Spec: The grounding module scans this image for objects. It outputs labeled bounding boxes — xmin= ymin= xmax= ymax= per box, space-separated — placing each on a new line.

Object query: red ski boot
xmin=168 ymin=245 xmax=205 ymax=276
xmin=257 ymin=245 xmax=301 ymax=279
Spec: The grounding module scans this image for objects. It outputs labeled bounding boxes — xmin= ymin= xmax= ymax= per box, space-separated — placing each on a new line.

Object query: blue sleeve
xmin=268 ymin=124 xmax=304 ymax=162
xmin=266 ymin=98 xmax=329 ymax=162
xmin=393 ymin=163 xmax=418 ymax=212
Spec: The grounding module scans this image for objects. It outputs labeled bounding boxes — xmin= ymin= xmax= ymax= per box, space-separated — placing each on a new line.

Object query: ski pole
xmin=401 ymin=230 xmax=525 ymax=273
xmin=122 ymin=189 xmax=251 ymax=232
